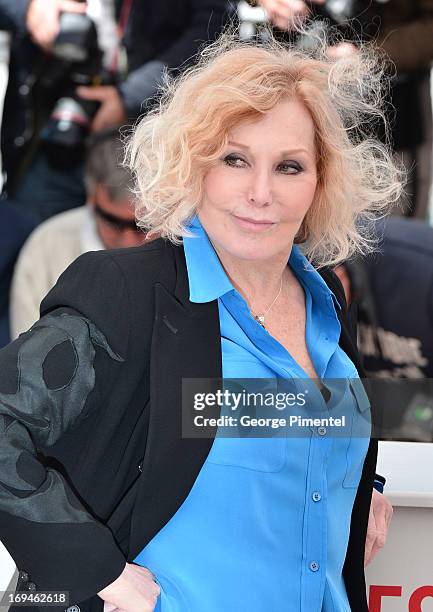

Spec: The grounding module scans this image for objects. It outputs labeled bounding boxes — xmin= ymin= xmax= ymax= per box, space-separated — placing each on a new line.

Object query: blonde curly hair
xmin=125 ymin=27 xmax=403 ymax=267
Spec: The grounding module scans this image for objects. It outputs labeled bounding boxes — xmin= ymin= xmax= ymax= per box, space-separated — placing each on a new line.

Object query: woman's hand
xmin=26 ymin=0 xmax=87 ymax=51
xmin=326 ymin=42 xmax=358 ymax=60
xmin=76 ymin=86 xmax=128 ymax=132
xmin=364 ymin=488 xmax=394 ymax=566
xmin=258 ymin=0 xmax=309 ymax=31
xmin=98 ymin=562 xmax=160 ymax=612
xmin=256 ymin=0 xmax=325 ymax=31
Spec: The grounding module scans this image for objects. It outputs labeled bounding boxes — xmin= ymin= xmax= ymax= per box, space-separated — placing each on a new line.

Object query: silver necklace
xmin=250 ymin=276 xmax=283 ymax=329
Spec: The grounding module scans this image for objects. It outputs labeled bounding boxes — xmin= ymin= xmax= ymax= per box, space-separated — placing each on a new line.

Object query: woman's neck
xmin=212 ymin=242 xmax=294 ymax=313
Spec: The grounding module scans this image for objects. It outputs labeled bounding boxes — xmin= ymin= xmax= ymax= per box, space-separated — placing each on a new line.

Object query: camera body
xmin=39 ymin=11 xmax=109 ymax=168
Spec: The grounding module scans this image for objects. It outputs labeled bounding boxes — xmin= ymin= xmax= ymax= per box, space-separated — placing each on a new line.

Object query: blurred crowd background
xmin=2 ymin=0 xmax=433 ymax=441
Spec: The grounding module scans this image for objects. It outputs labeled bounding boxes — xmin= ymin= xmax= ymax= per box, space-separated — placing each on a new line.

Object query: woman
xmin=0 ymin=30 xmax=400 ymax=612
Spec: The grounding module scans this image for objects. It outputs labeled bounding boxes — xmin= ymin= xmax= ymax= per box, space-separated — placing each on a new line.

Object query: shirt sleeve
xmin=0 ymin=251 xmax=131 ymax=605
xmin=373 ymin=474 xmax=386 ymax=493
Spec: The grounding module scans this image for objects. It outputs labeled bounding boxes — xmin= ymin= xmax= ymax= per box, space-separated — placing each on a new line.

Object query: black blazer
xmin=0 ymin=239 xmax=376 ymax=612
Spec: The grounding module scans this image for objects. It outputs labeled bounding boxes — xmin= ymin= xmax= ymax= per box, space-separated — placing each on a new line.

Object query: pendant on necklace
xmin=255 ymin=314 xmax=266 ymax=328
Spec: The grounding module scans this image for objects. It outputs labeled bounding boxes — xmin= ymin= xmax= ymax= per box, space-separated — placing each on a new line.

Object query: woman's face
xmin=198 ymin=98 xmax=318 ymax=262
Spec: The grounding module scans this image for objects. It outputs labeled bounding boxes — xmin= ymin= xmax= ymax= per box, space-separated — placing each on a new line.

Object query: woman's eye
xmin=222 ymin=155 xmax=303 ymax=174
xmin=277 ymin=161 xmax=303 ymax=174
xmin=223 ymin=154 xmax=247 ymax=168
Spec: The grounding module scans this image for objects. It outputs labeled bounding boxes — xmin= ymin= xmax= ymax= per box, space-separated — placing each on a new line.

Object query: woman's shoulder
xmin=103 ymin=237 xmax=175 ymax=275
xmin=102 ymin=238 xmax=185 ymax=296
xmin=43 ymin=238 xmax=178 ymax=303
xmin=38 ymin=239 xmax=182 ymax=354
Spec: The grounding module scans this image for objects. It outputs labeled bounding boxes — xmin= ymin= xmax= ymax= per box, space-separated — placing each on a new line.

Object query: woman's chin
xmin=220 ymin=241 xmax=282 ymax=262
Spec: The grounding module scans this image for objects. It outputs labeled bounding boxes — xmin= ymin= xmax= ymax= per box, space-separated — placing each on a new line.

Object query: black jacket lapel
xmin=128 ymin=255 xmax=222 ymax=559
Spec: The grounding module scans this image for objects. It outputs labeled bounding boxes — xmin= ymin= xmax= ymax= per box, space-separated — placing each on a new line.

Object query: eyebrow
xmin=227 ymin=140 xmax=310 ymax=157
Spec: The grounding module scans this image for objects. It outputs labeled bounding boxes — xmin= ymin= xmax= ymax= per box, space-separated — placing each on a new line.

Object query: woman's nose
xmin=247 ymin=169 xmax=273 ymax=207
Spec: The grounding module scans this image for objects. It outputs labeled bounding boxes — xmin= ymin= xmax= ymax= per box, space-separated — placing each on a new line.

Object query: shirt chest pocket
xmin=206 ymin=436 xmax=286 ymax=473
xmin=342 ymin=379 xmax=371 ymax=489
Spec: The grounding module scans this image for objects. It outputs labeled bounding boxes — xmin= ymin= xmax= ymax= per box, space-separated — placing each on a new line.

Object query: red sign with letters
xmin=369 ymin=585 xmax=433 ymax=611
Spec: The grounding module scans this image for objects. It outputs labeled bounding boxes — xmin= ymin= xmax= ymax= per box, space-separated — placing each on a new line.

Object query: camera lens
xmin=41 ymin=95 xmax=99 ymax=168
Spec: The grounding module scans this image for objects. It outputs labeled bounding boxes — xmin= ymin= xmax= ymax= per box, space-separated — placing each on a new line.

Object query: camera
xmin=39 ymin=10 xmax=110 ymax=168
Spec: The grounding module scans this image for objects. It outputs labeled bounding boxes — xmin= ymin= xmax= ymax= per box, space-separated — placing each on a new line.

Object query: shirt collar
xmin=289 ymin=245 xmax=341 ymax=310
xmin=81 ymin=205 xmax=105 ymax=252
xmin=183 ymin=215 xmax=233 ymax=303
xmin=183 ymin=214 xmax=340 ymax=309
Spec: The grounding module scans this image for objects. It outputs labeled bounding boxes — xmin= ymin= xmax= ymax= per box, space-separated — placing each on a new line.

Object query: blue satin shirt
xmin=134 ymin=216 xmax=371 ymax=611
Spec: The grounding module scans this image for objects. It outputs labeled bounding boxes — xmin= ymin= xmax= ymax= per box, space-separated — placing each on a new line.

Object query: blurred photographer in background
xmin=0 ymin=0 xmax=230 ymax=222
xmin=245 ymin=0 xmax=433 ymax=219
xmin=333 ymin=216 xmax=433 ymax=443
xmin=9 ymin=128 xmax=146 ymax=338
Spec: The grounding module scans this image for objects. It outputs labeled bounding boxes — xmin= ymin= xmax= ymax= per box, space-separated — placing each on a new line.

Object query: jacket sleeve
xmin=0 ymin=0 xmax=30 ymax=33
xmin=118 ymin=0 xmax=231 ymax=117
xmin=377 ymin=0 xmax=433 ymax=73
xmin=156 ymin=0 xmax=230 ymax=69
xmin=0 ymin=251 xmax=131 ymax=605
xmin=117 ymin=60 xmax=167 ymax=118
